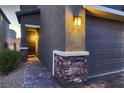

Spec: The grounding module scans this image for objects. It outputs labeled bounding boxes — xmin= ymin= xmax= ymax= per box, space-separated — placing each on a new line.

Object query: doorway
xmin=27 ymin=28 xmax=39 ymax=56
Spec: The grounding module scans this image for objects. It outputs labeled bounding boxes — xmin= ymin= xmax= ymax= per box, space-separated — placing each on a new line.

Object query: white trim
xmin=25 ymin=24 xmax=40 ymax=28
xmin=84 ymin=5 xmax=124 ymax=16
xmin=20 ymin=47 xmax=28 ymax=50
xmin=88 ymin=69 xmax=124 ymax=79
xmin=52 ymin=51 xmax=55 ymax=76
xmin=53 ymin=50 xmax=89 ymax=57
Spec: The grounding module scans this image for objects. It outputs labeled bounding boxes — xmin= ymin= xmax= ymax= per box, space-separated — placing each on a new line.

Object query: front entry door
xmin=27 ymin=31 xmax=36 ymax=55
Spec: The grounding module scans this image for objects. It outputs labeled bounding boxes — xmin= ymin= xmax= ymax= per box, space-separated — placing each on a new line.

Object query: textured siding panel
xmin=86 ymin=15 xmax=124 ymax=76
xmin=65 ymin=5 xmax=85 ymax=51
xmin=0 ymin=14 xmax=9 ymax=49
xmin=20 ymin=5 xmax=38 ymax=11
xmin=0 ymin=25 xmax=5 ymax=48
xmin=21 ymin=14 xmax=40 ymax=26
xmin=39 ymin=6 xmax=65 ymax=70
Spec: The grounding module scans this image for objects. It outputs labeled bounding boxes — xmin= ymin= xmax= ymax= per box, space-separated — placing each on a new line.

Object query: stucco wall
xmin=20 ymin=14 xmax=40 ymax=47
xmin=39 ymin=5 xmax=65 ymax=69
xmin=20 ymin=5 xmax=38 ymax=11
xmin=0 ymin=25 xmax=5 ymax=49
xmin=65 ymin=5 xmax=85 ymax=51
xmin=20 ymin=14 xmax=40 ymax=26
xmin=3 ymin=17 xmax=10 ymax=42
xmin=0 ymin=13 xmax=9 ymax=49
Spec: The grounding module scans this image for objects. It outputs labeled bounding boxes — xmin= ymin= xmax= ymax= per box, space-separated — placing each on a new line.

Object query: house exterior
xmin=16 ymin=5 xmax=124 ymax=78
xmin=6 ymin=29 xmax=17 ymax=50
xmin=0 ymin=8 xmax=10 ymax=49
xmin=8 ymin=29 xmax=16 ymax=39
xmin=15 ymin=38 xmax=21 ymax=51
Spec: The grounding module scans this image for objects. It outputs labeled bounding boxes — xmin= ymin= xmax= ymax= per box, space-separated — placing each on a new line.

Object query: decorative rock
xmin=38 ymin=73 xmax=42 ymax=77
xmin=74 ymin=78 xmax=82 ymax=83
xmin=23 ymin=61 xmax=62 ymax=88
xmin=54 ymin=54 xmax=88 ymax=86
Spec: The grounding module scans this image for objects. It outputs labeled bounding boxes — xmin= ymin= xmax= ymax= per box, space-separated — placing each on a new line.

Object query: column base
xmin=53 ymin=50 xmax=89 ymax=87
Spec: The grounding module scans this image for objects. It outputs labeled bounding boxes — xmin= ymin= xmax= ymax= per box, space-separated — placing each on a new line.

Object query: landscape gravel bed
xmin=0 ymin=63 xmax=25 ymax=88
xmin=1 ymin=57 xmax=124 ymax=88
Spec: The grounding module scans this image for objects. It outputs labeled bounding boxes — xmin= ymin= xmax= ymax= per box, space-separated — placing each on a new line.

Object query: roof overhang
xmin=0 ymin=8 xmax=10 ymax=24
xmin=84 ymin=5 xmax=124 ymax=22
xmin=16 ymin=9 xmax=40 ymax=24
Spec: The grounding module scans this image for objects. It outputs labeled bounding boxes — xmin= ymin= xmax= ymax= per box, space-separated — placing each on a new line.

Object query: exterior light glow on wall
xmin=0 ymin=15 xmax=2 ymax=21
xmin=34 ymin=34 xmax=38 ymax=39
xmin=74 ymin=16 xmax=81 ymax=27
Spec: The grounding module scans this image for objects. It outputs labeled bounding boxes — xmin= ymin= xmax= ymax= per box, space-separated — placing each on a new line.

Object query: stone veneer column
xmin=53 ymin=50 xmax=89 ymax=87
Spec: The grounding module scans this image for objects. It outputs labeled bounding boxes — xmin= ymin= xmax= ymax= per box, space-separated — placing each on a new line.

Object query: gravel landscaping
xmin=0 ymin=63 xmax=25 ymax=88
xmin=1 ymin=57 xmax=124 ymax=88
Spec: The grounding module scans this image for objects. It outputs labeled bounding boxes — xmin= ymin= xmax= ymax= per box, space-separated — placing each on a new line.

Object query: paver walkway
xmin=23 ymin=57 xmax=62 ymax=88
xmin=23 ymin=57 xmax=124 ymax=88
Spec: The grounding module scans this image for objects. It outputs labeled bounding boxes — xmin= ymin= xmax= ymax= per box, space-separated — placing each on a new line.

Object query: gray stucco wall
xmin=20 ymin=14 xmax=40 ymax=26
xmin=39 ymin=5 xmax=65 ymax=69
xmin=0 ymin=25 xmax=5 ymax=49
xmin=0 ymin=12 xmax=9 ymax=49
xmin=65 ymin=5 xmax=85 ymax=51
xmin=20 ymin=14 xmax=40 ymax=47
xmin=20 ymin=5 xmax=38 ymax=11
xmin=3 ymin=16 xmax=10 ymax=42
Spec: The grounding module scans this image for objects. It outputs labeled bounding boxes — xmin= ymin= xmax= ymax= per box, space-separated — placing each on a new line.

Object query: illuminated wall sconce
xmin=34 ymin=34 xmax=38 ymax=39
xmin=74 ymin=16 xmax=82 ymax=27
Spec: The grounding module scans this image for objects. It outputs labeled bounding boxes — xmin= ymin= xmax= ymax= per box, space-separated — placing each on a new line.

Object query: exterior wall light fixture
xmin=34 ymin=34 xmax=38 ymax=39
xmin=74 ymin=16 xmax=81 ymax=27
